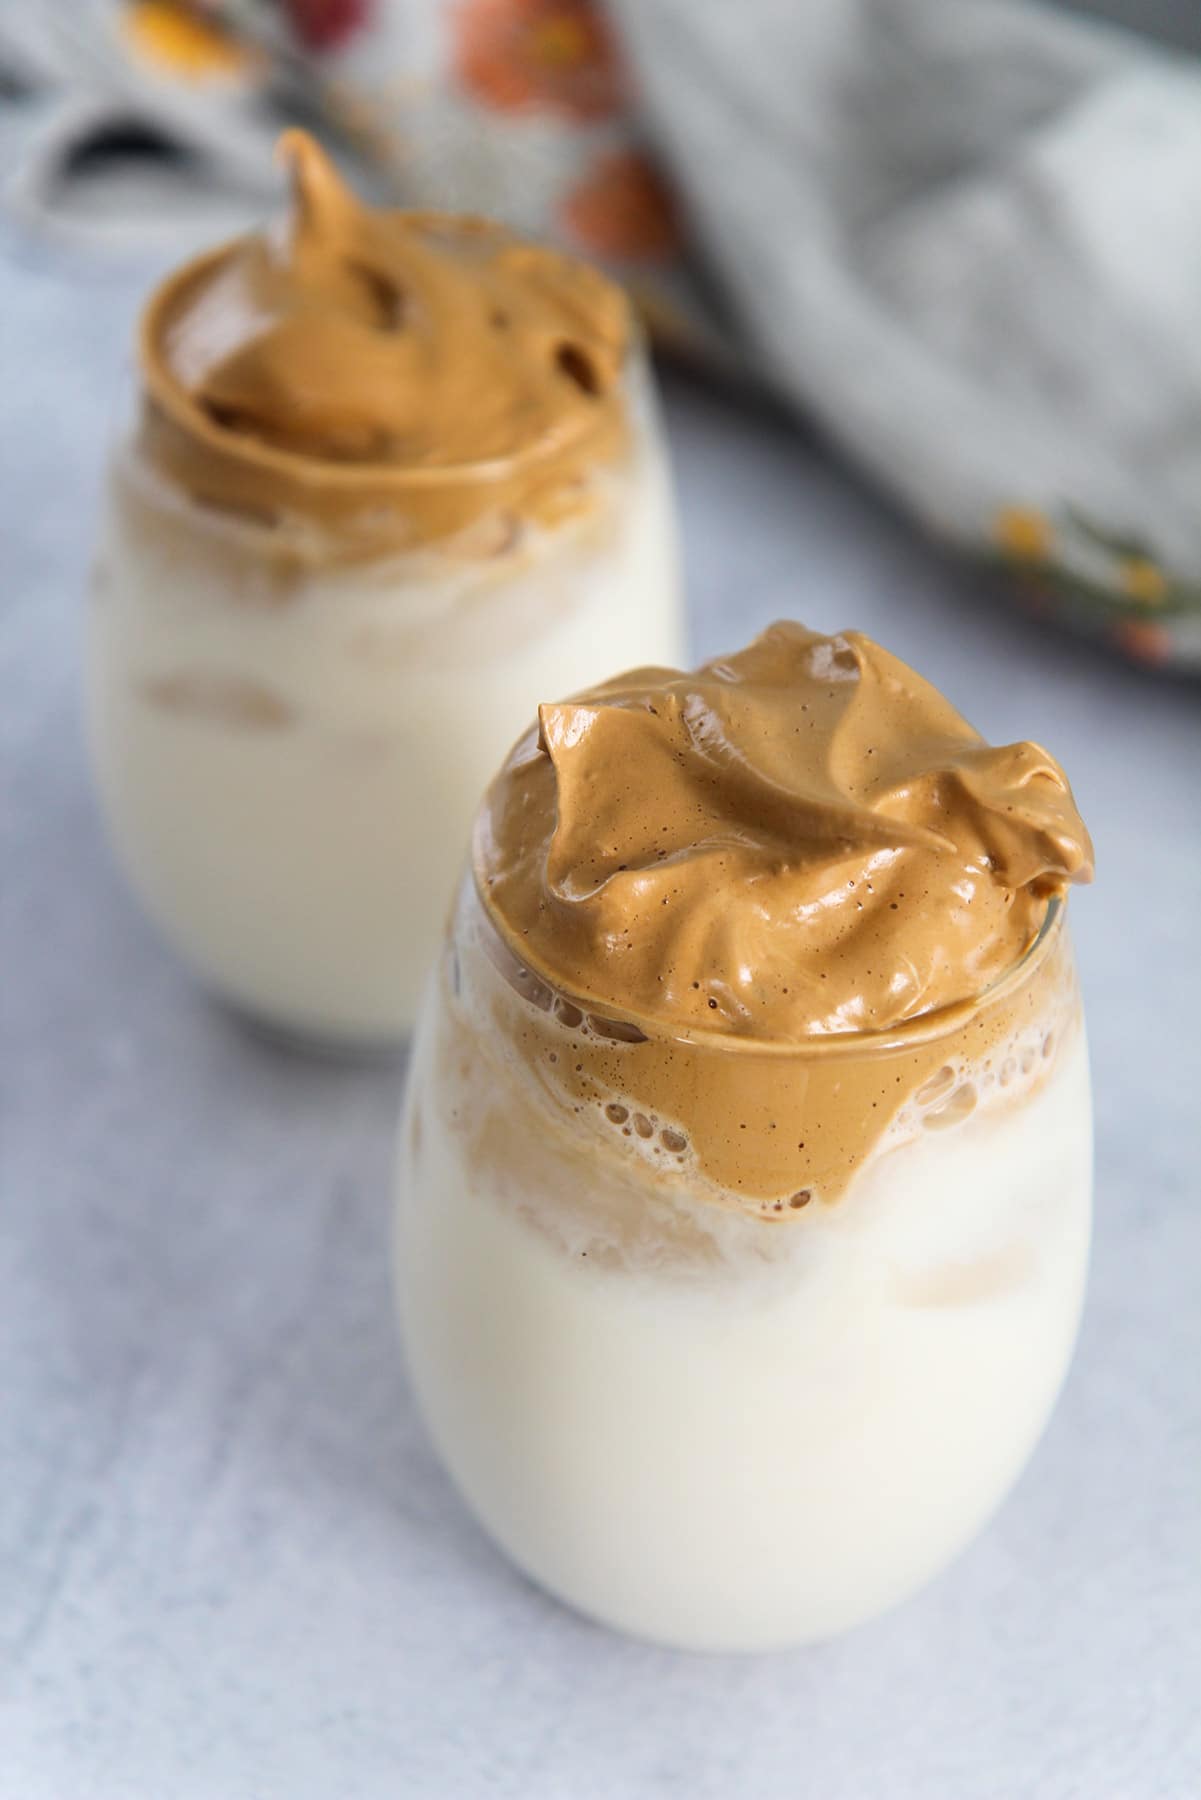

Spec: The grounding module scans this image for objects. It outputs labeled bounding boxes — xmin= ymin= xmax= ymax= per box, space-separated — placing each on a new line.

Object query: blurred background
xmin=4 ymin=0 xmax=1201 ymax=664
xmin=2 ymin=5 xmax=1199 ymax=1797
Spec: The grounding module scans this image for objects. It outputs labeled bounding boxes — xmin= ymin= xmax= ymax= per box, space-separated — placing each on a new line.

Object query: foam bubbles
xmin=922 ymin=1082 xmax=978 ymax=1130
xmin=600 ymin=1094 xmax=691 ymax=1165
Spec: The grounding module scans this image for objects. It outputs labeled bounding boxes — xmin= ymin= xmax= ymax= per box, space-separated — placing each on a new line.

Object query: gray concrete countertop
xmin=3 ymin=238 xmax=1199 ymax=1800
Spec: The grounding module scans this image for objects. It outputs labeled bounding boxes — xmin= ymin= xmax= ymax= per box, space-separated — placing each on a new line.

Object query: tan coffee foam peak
xmin=137 ymin=131 xmax=631 ymax=556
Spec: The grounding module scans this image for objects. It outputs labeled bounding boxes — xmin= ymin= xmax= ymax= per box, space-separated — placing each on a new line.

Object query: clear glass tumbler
xmin=395 ymin=872 xmax=1092 ymax=1651
xmin=86 ymin=342 xmax=680 ymax=1048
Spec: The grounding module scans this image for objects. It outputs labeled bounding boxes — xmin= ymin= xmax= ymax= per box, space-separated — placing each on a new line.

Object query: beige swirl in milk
xmin=136 ymin=131 xmax=630 ymax=557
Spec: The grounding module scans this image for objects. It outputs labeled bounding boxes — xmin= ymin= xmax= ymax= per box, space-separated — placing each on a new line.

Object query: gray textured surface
xmin=2 ymin=237 xmax=1200 ymax=1800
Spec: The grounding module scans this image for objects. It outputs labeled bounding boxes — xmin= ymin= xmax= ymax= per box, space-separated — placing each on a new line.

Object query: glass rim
xmin=468 ymin=870 xmax=1067 ymax=1062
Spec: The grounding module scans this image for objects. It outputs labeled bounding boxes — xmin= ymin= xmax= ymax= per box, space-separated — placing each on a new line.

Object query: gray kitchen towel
xmin=612 ymin=0 xmax=1201 ymax=663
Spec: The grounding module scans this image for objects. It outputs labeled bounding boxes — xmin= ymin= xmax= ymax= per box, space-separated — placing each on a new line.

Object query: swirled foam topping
xmin=136 ymin=131 xmax=630 ymax=554
xmin=477 ymin=623 xmax=1094 ymax=1044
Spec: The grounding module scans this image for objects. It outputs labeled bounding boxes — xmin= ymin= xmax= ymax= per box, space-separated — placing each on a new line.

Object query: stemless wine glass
xmin=395 ymin=871 xmax=1091 ymax=1652
xmin=86 ymin=307 xmax=680 ymax=1049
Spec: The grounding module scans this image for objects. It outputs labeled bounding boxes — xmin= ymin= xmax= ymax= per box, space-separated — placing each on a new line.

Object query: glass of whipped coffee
xmin=87 ymin=132 xmax=681 ymax=1048
xmin=395 ymin=623 xmax=1095 ymax=1652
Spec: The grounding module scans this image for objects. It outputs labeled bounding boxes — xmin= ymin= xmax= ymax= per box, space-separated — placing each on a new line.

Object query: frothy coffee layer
xmin=137 ymin=131 xmax=630 ymax=555
xmin=477 ymin=623 xmax=1093 ymax=1042
xmin=470 ymin=623 xmax=1093 ymax=1209
xmin=453 ymin=880 xmax=1078 ymax=1211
